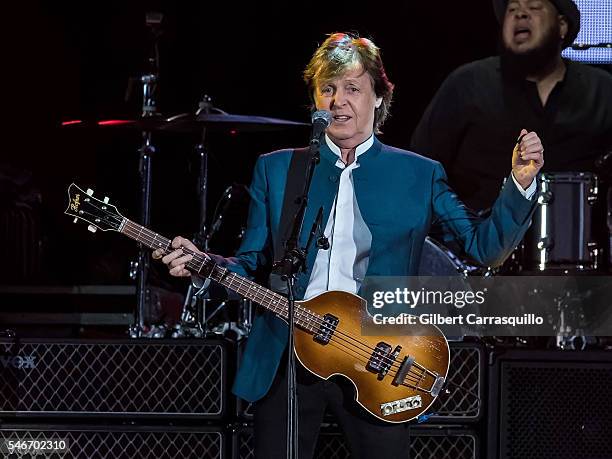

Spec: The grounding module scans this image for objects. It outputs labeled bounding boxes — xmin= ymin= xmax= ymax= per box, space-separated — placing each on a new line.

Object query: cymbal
xmin=161 ymin=111 xmax=309 ymax=133
xmin=60 ymin=116 xmax=167 ymax=131
xmin=60 ymin=111 xmax=308 ymax=134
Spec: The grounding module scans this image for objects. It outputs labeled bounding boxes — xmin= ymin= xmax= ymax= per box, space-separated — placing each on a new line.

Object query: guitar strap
xmin=274 ymin=147 xmax=311 ymax=261
xmin=268 ymin=147 xmax=310 ymax=294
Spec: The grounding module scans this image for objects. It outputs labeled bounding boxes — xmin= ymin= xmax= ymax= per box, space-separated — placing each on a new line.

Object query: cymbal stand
xmin=172 ymin=95 xmax=213 ymax=338
xmin=130 ymin=12 xmax=163 ymax=338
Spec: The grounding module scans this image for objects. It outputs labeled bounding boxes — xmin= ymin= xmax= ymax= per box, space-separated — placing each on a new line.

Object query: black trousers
xmin=253 ymin=355 xmax=410 ymax=459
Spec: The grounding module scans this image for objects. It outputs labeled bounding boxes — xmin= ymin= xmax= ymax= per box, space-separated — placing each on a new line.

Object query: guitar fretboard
xmin=120 ymin=218 xmax=322 ymax=333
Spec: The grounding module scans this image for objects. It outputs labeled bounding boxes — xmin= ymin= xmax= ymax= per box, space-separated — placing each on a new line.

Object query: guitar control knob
xmin=87 ymin=225 xmax=98 ymax=233
xmin=103 ymin=196 xmax=110 ymax=204
xmin=73 ymin=218 xmax=78 ymax=224
xmin=86 ymin=189 xmax=94 ymax=196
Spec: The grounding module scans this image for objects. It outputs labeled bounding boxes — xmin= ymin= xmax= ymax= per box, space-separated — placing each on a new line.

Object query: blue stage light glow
xmin=563 ymin=0 xmax=612 ymax=63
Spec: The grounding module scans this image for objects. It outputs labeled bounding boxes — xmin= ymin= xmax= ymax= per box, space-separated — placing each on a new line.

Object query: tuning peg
xmin=103 ymin=197 xmax=109 ymax=204
xmin=87 ymin=225 xmax=97 ymax=233
xmin=73 ymin=218 xmax=78 ymax=224
xmin=86 ymin=189 xmax=94 ymax=196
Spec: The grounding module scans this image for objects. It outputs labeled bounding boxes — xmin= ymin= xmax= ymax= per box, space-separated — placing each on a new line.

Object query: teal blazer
xmin=224 ymin=137 xmax=535 ymax=402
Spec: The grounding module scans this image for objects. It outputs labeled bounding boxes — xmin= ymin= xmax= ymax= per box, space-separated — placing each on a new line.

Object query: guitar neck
xmin=119 ymin=218 xmax=318 ymax=330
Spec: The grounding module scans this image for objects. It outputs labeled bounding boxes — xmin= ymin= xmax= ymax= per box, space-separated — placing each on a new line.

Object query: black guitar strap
xmin=267 ymin=147 xmax=312 ymax=295
xmin=274 ymin=147 xmax=311 ymax=261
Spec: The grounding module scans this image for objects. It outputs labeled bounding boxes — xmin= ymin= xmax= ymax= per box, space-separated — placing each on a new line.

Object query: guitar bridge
xmin=392 ymin=355 xmax=415 ymax=386
xmin=313 ymin=313 xmax=339 ymax=345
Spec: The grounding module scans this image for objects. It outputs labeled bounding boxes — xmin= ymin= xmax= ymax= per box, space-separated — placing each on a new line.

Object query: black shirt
xmin=411 ymin=56 xmax=612 ymax=211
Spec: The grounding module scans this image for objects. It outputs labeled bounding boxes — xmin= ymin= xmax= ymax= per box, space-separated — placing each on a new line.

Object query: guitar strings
xmin=75 ymin=206 xmax=433 ymax=392
xmin=77 ymin=204 xmax=432 ymax=383
xmin=121 ymin=220 xmax=441 ymax=386
xmin=121 ymin=221 xmax=434 ymax=388
xmin=200 ymin=261 xmax=440 ymax=382
xmin=121 ymin=219 xmax=434 ymax=387
xmin=121 ymin=220 xmax=436 ymax=385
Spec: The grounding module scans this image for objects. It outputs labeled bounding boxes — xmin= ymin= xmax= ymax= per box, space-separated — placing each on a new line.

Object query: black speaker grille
xmin=0 ymin=339 xmax=225 ymax=418
xmin=235 ymin=428 xmax=254 ymax=459
xmin=430 ymin=344 xmax=482 ymax=421
xmin=500 ymin=360 xmax=612 ymax=459
xmin=232 ymin=426 xmax=477 ymax=459
xmin=314 ymin=432 xmax=350 ymax=459
xmin=410 ymin=432 xmax=477 ymax=459
xmin=0 ymin=427 xmax=223 ymax=459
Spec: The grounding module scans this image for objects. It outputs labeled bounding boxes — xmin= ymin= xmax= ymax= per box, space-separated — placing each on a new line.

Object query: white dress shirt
xmin=304 ymin=135 xmax=374 ymax=299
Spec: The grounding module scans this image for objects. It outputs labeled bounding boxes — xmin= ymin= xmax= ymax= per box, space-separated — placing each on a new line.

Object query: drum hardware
xmin=62 ymin=101 xmax=305 ymax=339
xmin=161 ymin=110 xmax=309 ymax=133
xmin=61 ymin=12 xmax=169 ymax=338
xmin=549 ymin=285 xmax=605 ymax=351
xmin=170 ymin=279 xmax=206 ymax=339
xmin=169 ymin=98 xmax=306 ymax=339
xmin=201 ymin=298 xmax=253 ymax=340
xmin=417 ymin=237 xmax=489 ymax=341
xmin=129 ymin=12 xmax=164 ymax=338
xmin=419 ymin=237 xmax=476 ymax=277
xmin=555 ymin=303 xmax=584 ymax=350
xmin=171 ymin=95 xmax=214 ymax=339
xmin=525 ymin=172 xmax=604 ymax=272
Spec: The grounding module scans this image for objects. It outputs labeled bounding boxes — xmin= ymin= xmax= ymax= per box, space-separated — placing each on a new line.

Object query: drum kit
xmin=421 ymin=169 xmax=612 ymax=350
xmin=63 ymin=106 xmax=307 ymax=341
xmin=61 ymin=12 xmax=308 ymax=341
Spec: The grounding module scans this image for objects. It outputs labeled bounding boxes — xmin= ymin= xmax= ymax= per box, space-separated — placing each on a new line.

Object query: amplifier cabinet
xmin=428 ymin=342 xmax=484 ymax=422
xmin=487 ymin=349 xmax=612 ymax=459
xmin=231 ymin=424 xmax=479 ymax=459
xmin=0 ymin=338 xmax=226 ymax=419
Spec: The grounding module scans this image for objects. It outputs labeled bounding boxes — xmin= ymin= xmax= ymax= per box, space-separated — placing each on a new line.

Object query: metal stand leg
xmin=173 ymin=96 xmax=212 ymax=338
xmin=130 ymin=133 xmax=156 ymax=338
xmin=171 ymin=279 xmax=208 ymax=338
xmin=129 ymin=14 xmax=162 ymax=337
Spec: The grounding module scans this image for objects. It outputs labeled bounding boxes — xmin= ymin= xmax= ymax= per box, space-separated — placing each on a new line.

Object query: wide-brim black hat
xmin=492 ymin=0 xmax=580 ymax=48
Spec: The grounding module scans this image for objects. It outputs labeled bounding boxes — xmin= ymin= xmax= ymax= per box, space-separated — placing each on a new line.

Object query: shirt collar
xmin=324 ymin=134 xmax=374 ymax=162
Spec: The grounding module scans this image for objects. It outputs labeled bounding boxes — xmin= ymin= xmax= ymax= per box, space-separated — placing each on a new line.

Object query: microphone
xmin=310 ymin=110 xmax=333 ymax=147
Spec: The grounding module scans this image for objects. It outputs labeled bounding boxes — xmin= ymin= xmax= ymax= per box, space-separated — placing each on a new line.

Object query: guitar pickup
xmin=313 ymin=313 xmax=339 ymax=345
xmin=367 ymin=343 xmax=401 ymax=380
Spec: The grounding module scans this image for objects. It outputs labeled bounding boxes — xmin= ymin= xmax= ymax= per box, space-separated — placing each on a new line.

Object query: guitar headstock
xmin=65 ymin=183 xmax=125 ymax=233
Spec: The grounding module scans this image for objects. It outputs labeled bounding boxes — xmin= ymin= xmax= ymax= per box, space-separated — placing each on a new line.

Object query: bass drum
xmin=417 ymin=237 xmax=485 ymax=340
xmin=418 ymin=236 xmax=485 ymax=276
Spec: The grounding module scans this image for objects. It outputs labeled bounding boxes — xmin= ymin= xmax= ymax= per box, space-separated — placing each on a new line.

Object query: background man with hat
xmin=410 ymin=0 xmax=612 ymax=213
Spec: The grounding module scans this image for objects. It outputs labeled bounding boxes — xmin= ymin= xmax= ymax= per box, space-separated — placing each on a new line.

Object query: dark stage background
xmin=1 ymin=0 xmax=513 ymax=287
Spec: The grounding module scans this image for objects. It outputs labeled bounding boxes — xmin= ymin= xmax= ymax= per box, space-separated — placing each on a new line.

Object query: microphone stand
xmin=273 ymin=133 xmax=323 ymax=459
